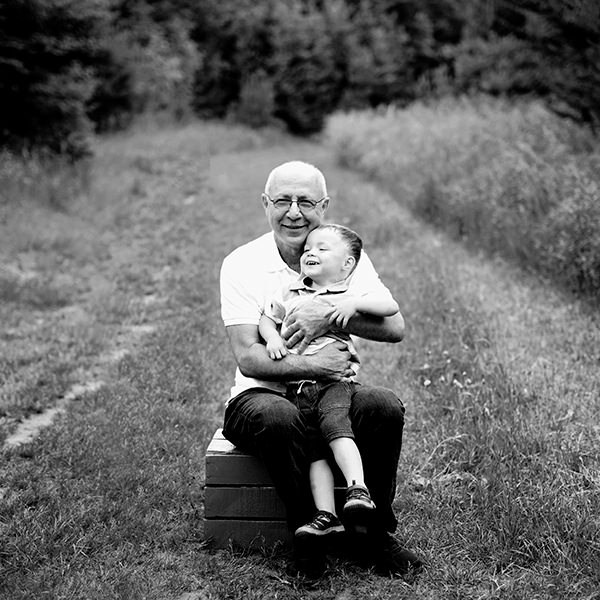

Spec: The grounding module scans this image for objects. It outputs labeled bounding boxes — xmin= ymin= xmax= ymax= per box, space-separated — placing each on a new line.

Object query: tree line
xmin=1 ymin=0 xmax=598 ymax=157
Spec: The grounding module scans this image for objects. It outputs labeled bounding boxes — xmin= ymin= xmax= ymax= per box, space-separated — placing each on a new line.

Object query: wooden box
xmin=205 ymin=429 xmax=291 ymax=548
xmin=204 ymin=429 xmax=345 ymax=549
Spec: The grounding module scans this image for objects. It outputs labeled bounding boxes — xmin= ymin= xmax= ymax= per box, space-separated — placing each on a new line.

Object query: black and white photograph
xmin=1 ymin=1 xmax=599 ymax=598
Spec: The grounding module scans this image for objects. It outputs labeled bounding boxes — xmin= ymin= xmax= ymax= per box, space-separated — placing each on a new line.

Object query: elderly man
xmin=219 ymin=160 xmax=421 ymax=578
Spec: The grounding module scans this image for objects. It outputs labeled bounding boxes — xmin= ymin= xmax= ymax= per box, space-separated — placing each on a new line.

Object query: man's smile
xmin=281 ymin=223 xmax=308 ymax=234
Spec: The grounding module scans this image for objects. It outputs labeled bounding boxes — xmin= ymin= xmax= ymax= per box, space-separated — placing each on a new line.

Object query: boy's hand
xmin=266 ymin=338 xmax=288 ymax=360
xmin=328 ymin=296 xmax=359 ymax=328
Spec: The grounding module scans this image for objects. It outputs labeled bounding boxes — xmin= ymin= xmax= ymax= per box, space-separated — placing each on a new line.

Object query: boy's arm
xmin=258 ymin=314 xmax=288 ymax=360
xmin=327 ymin=291 xmax=399 ymax=329
xmin=258 ymin=313 xmax=281 ymax=345
xmin=283 ymin=301 xmax=405 ymax=351
xmin=350 ymin=291 xmax=399 ymax=317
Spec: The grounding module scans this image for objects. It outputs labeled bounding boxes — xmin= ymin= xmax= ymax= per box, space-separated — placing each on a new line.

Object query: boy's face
xmin=301 ymin=228 xmax=353 ymax=285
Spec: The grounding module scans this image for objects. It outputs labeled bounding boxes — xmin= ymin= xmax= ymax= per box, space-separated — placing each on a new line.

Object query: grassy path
xmin=1 ymin=123 xmax=599 ymax=599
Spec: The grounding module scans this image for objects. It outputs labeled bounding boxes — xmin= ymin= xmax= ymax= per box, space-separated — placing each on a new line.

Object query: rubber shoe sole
xmin=342 ymin=504 xmax=376 ymax=536
xmin=295 ymin=523 xmax=345 ymax=539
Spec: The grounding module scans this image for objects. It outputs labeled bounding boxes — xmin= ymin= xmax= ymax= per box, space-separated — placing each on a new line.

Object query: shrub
xmin=229 ymin=70 xmax=277 ymax=129
xmin=0 ymin=149 xmax=92 ymax=210
xmin=0 ymin=0 xmax=105 ymax=158
xmin=270 ymin=3 xmax=344 ymax=134
xmin=326 ymin=97 xmax=600 ymax=299
xmin=538 ymin=167 xmax=600 ymax=294
xmin=87 ymin=43 xmax=135 ymax=133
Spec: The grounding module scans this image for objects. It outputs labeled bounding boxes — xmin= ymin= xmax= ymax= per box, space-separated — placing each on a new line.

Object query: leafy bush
xmin=326 ymin=97 xmax=600 ymax=298
xmin=0 ymin=0 xmax=105 ymax=158
xmin=451 ymin=0 xmax=600 ymax=129
xmin=87 ymin=42 xmax=135 ymax=133
xmin=3 ymin=0 xmax=599 ymax=151
xmin=537 ymin=167 xmax=600 ymax=295
xmin=229 ymin=70 xmax=277 ymax=129
xmin=0 ymin=1 xmax=201 ymax=153
xmin=270 ymin=3 xmax=344 ymax=134
xmin=94 ymin=11 xmax=200 ymax=124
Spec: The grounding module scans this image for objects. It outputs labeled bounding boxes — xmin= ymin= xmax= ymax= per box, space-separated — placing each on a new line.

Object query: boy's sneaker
xmin=294 ymin=510 xmax=345 ymax=539
xmin=343 ymin=481 xmax=376 ymax=514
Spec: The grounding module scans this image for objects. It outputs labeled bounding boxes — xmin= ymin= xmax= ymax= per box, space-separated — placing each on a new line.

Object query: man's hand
xmin=282 ymin=299 xmax=333 ymax=353
xmin=306 ymin=341 xmax=354 ymax=381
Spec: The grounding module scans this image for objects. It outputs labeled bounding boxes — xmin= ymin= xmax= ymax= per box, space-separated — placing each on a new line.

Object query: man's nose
xmin=286 ymin=200 xmax=302 ymax=217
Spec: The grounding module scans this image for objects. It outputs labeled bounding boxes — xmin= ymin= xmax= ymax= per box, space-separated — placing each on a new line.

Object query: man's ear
xmin=321 ymin=196 xmax=330 ymax=212
xmin=261 ymin=193 xmax=269 ymax=209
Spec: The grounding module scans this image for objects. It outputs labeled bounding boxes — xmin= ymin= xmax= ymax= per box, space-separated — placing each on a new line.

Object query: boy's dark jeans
xmin=286 ymin=380 xmax=355 ymax=463
xmin=222 ymin=383 xmax=405 ymax=533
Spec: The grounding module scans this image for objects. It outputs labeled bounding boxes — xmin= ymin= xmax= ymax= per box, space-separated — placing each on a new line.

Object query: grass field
xmin=1 ymin=118 xmax=599 ymax=599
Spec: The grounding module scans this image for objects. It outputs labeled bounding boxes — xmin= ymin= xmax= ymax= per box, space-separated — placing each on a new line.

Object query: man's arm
xmin=348 ymin=310 xmax=405 ymax=341
xmin=227 ymin=323 xmax=355 ymax=381
xmin=282 ymin=249 xmax=404 ymax=352
xmin=282 ymin=303 xmax=405 ymax=353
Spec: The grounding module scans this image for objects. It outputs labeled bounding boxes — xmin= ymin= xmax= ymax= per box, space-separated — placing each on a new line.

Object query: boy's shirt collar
xmin=289 ymin=274 xmax=351 ymax=295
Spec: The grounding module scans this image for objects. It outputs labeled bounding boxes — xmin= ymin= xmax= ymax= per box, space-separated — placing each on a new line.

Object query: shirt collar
xmin=289 ymin=274 xmax=350 ymax=294
xmin=264 ymin=232 xmax=296 ymax=273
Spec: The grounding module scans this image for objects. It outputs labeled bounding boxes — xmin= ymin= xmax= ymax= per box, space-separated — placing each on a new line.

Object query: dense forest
xmin=1 ymin=0 xmax=599 ymax=156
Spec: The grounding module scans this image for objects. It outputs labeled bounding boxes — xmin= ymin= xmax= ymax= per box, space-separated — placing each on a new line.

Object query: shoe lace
xmin=310 ymin=510 xmax=333 ymax=528
xmin=346 ymin=485 xmax=369 ymax=501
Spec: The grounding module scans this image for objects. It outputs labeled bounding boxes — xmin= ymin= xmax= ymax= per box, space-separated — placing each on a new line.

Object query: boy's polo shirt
xmin=266 ymin=274 xmax=362 ymax=380
xmin=266 ymin=274 xmax=361 ymax=333
xmin=220 ymin=231 xmax=392 ymax=400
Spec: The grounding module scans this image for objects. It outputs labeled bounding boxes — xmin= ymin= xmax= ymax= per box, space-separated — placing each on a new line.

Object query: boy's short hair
xmin=315 ymin=224 xmax=363 ymax=267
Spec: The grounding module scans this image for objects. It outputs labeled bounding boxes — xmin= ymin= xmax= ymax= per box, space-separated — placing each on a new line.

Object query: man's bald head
xmin=264 ymin=161 xmax=328 ymax=198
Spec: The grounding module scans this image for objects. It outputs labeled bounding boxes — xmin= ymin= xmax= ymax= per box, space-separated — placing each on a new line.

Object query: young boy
xmin=258 ymin=224 xmax=400 ymax=541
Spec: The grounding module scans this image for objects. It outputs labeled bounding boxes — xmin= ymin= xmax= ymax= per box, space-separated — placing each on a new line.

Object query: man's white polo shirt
xmin=220 ymin=231 xmax=392 ymax=400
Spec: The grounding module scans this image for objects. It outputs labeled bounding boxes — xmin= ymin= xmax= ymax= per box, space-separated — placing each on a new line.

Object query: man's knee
xmin=256 ymin=396 xmax=304 ymax=438
xmin=352 ymin=385 xmax=405 ymax=426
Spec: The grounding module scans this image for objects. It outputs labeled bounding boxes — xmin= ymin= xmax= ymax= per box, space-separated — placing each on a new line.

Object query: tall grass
xmin=1 ymin=119 xmax=599 ymax=599
xmin=0 ymin=120 xmax=286 ymax=431
xmin=326 ymin=97 xmax=600 ymax=299
xmin=325 ymin=176 xmax=600 ymax=598
xmin=0 ymin=150 xmax=92 ymax=211
xmin=394 ymin=258 xmax=600 ymax=596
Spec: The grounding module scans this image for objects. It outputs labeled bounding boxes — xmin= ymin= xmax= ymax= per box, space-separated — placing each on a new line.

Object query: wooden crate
xmin=204 ymin=429 xmax=345 ymax=549
xmin=205 ymin=428 xmax=289 ymax=548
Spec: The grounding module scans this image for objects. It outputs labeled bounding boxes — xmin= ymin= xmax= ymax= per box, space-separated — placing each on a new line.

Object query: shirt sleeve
xmin=264 ymin=290 xmax=286 ymax=325
xmin=347 ymin=250 xmax=395 ymax=300
xmin=220 ymin=251 xmax=264 ymax=327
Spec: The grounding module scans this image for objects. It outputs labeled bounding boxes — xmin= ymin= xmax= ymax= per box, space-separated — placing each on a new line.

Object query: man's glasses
xmin=264 ymin=193 xmax=328 ymax=212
